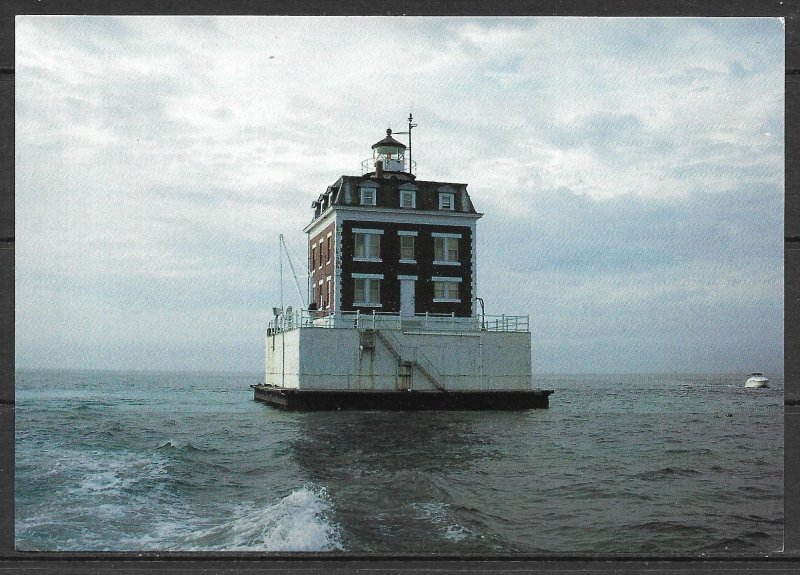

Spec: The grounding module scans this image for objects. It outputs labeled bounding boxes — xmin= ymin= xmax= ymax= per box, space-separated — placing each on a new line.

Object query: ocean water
xmin=15 ymin=370 xmax=783 ymax=554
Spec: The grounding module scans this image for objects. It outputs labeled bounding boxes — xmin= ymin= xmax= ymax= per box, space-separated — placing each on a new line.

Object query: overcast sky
xmin=15 ymin=16 xmax=784 ymax=374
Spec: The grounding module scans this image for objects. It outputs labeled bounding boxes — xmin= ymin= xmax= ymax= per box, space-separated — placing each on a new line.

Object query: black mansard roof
xmin=310 ymin=175 xmax=478 ymax=221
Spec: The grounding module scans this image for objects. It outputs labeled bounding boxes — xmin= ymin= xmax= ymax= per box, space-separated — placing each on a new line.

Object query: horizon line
xmin=13 ymin=366 xmax=785 ymax=378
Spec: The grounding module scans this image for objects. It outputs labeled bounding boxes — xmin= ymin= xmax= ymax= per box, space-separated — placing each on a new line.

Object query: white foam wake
xmin=412 ymin=501 xmax=477 ymax=544
xmin=19 ymin=445 xmax=344 ymax=552
xmin=182 ymin=486 xmax=344 ymax=552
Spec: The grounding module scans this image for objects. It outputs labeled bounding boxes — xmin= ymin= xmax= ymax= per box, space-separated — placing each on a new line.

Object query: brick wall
xmin=339 ymin=220 xmax=473 ymax=317
xmin=308 ymin=221 xmax=336 ymax=312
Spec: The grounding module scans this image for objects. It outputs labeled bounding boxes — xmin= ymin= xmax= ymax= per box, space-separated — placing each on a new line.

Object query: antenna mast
xmin=394 ymin=112 xmax=418 ymax=174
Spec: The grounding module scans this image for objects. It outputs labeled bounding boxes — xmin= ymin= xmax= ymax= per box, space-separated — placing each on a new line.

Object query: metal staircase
xmin=410 ymin=347 xmax=446 ymax=392
xmin=369 ymin=329 xmax=447 ymax=392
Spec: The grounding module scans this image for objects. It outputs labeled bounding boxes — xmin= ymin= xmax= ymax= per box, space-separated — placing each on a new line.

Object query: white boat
xmin=745 ymin=373 xmax=769 ymax=388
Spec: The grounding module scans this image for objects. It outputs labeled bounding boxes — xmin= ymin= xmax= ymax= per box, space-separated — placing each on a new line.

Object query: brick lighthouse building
xmin=253 ymin=117 xmax=552 ymax=410
xmin=307 ymin=126 xmax=478 ymax=321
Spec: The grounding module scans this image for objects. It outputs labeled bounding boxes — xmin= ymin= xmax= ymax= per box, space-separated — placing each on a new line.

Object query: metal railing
xmin=267 ymin=309 xmax=529 ymax=335
xmin=360 ymin=158 xmax=417 ymax=175
xmin=482 ymin=314 xmax=530 ymax=332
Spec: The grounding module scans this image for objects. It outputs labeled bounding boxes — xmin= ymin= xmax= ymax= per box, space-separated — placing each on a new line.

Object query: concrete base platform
xmin=251 ymin=384 xmax=553 ymax=411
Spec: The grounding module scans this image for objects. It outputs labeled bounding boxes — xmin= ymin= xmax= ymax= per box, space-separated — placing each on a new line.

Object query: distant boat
xmin=745 ymin=373 xmax=769 ymax=389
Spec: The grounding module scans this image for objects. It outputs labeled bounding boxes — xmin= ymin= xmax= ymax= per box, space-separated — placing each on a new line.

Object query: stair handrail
xmin=412 ymin=346 xmax=447 ymax=392
xmin=374 ymin=329 xmax=448 ymax=392
xmin=373 ymin=329 xmax=404 ymax=363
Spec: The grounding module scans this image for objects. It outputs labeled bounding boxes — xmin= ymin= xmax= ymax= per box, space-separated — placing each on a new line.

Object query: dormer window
xmin=360 ymin=184 xmax=378 ymax=206
xmin=401 ymin=190 xmax=416 ymax=208
xmin=439 ymin=191 xmax=455 ymax=211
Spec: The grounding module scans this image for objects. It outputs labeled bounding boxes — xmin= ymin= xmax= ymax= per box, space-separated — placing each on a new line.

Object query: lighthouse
xmin=253 ymin=117 xmax=553 ymax=410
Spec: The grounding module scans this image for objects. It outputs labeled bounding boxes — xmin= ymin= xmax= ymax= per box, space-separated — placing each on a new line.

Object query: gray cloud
xmin=15 ymin=16 xmax=783 ymax=374
xmin=483 ymin=184 xmax=781 ymax=276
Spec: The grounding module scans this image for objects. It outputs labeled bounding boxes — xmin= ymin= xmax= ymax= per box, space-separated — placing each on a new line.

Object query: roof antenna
xmin=393 ymin=112 xmax=418 ymax=175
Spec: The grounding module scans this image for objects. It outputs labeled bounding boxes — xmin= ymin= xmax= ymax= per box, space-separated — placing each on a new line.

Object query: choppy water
xmin=15 ymin=370 xmax=783 ymax=554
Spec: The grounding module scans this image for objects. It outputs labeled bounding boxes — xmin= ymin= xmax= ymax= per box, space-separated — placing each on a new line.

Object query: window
xmin=433 ymin=235 xmax=459 ymax=264
xmin=439 ymin=192 xmax=455 ymax=210
xmin=318 ymin=280 xmax=324 ymax=308
xmin=360 ymin=185 xmax=377 ymax=206
xmin=311 ymin=245 xmax=316 ymax=269
xmin=326 ymin=236 xmax=332 ymax=263
xmin=400 ymin=235 xmax=415 ymax=261
xmin=325 ymin=280 xmax=331 ymax=309
xmin=318 ymin=240 xmax=323 ymax=268
xmin=353 ymin=228 xmax=382 ymax=261
xmin=353 ymin=274 xmax=382 ymax=307
xmin=400 ymin=190 xmax=416 ymax=208
xmin=433 ymin=277 xmax=461 ymax=302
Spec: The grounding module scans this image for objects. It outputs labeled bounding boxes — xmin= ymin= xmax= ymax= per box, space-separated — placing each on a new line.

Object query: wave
xmin=731 ymin=513 xmax=783 ymax=526
xmin=628 ymin=520 xmax=715 ymax=536
xmin=664 ymin=448 xmax=714 ymax=455
xmin=71 ymin=400 xmax=116 ymax=410
xmin=21 ymin=473 xmax=344 ymax=552
xmin=698 ymin=532 xmax=773 ymax=552
xmin=443 ymin=523 xmax=476 ymax=542
xmin=634 ymin=467 xmax=702 ymax=481
xmin=156 ymin=440 xmax=219 ymax=454
xmin=169 ymin=486 xmax=344 ymax=552
xmin=411 ymin=501 xmax=479 ymax=544
xmin=76 ymin=451 xmax=169 ymax=494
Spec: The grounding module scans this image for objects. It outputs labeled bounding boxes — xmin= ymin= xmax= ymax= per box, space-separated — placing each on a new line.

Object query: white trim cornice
xmin=334 ymin=206 xmax=482 ymax=226
xmin=306 ymin=206 xmax=481 ymax=232
xmin=303 ymin=209 xmax=336 ymax=233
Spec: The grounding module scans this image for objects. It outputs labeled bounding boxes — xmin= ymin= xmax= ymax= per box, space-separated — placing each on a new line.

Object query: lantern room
xmin=371 ymin=128 xmax=407 ymax=174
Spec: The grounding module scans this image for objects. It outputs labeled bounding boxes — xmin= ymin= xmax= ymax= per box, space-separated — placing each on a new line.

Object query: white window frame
xmin=353 ymin=273 xmax=383 ymax=307
xmin=439 ymin=192 xmax=455 ymax=211
xmin=360 ymin=184 xmax=378 ymax=206
xmin=353 ymin=228 xmax=383 ymax=262
xmin=400 ymin=189 xmax=416 ymax=209
xmin=325 ymin=276 xmax=332 ymax=309
xmin=318 ymin=239 xmax=323 ymax=268
xmin=399 ymin=234 xmax=416 ymax=263
xmin=432 ymin=276 xmax=462 ymax=303
xmin=432 ymin=233 xmax=460 ymax=265
xmin=326 ymin=232 xmax=332 ymax=264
